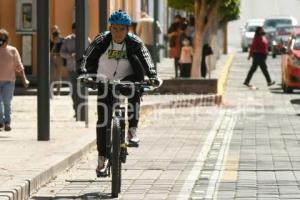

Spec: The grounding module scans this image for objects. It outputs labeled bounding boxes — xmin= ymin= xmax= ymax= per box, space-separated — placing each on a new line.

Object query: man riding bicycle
xmin=78 ymin=10 xmax=160 ymax=175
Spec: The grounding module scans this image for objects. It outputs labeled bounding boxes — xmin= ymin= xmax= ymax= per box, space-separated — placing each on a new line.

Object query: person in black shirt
xmin=201 ymin=44 xmax=213 ymax=78
xmin=167 ymin=15 xmax=183 ymax=78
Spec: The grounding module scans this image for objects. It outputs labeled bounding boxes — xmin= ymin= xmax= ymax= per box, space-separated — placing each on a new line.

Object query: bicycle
xmin=78 ymin=74 xmax=162 ymax=198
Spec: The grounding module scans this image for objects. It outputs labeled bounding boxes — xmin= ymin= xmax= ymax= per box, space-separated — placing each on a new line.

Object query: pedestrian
xmin=0 ymin=29 xmax=29 ymax=131
xmin=77 ymin=10 xmax=161 ymax=177
xmin=178 ymin=22 xmax=193 ymax=78
xmin=244 ymin=26 xmax=275 ymax=88
xmin=167 ymin=15 xmax=183 ymax=78
xmin=179 ymin=38 xmax=193 ymax=78
xmin=201 ymin=44 xmax=213 ymax=78
xmin=60 ymin=23 xmax=78 ymax=118
xmin=129 ymin=20 xmax=137 ymax=34
xmin=50 ymin=25 xmax=65 ymax=96
xmin=186 ymin=15 xmax=195 ymax=39
xmin=136 ymin=12 xmax=162 ymax=61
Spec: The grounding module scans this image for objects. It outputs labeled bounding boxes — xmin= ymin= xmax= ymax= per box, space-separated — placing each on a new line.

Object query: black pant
xmin=96 ymin=77 xmax=140 ymax=157
xmin=180 ymin=63 xmax=191 ymax=78
xmin=244 ymin=53 xmax=272 ymax=84
xmin=146 ymin=44 xmax=154 ymax=60
xmin=69 ymin=71 xmax=80 ymax=117
xmin=201 ymin=57 xmax=207 ymax=78
xmin=174 ymin=58 xmax=180 ymax=78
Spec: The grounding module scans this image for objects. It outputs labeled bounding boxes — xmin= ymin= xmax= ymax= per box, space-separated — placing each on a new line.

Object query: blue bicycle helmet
xmin=108 ymin=10 xmax=131 ymax=26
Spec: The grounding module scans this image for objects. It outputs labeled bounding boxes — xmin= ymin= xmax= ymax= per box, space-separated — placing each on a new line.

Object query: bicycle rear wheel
xmin=111 ymin=117 xmax=121 ymax=198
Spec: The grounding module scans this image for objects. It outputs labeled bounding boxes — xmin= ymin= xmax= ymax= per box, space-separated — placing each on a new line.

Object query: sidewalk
xmin=187 ymin=52 xmax=300 ymax=199
xmin=27 ymin=52 xmax=300 ymax=200
xmin=30 ymin=98 xmax=225 ymax=200
xmin=212 ymin=52 xmax=300 ymax=199
xmin=0 ymin=55 xmax=232 ymax=200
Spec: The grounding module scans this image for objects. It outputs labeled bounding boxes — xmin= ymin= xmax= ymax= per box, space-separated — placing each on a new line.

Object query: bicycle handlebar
xmin=77 ymin=74 xmax=162 ymax=92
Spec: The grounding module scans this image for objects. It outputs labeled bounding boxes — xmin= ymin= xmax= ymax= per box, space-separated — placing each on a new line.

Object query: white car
xmin=241 ymin=19 xmax=265 ymax=52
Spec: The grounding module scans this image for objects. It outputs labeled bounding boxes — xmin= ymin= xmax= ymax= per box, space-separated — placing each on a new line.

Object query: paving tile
xmin=25 ymin=49 xmax=300 ymax=199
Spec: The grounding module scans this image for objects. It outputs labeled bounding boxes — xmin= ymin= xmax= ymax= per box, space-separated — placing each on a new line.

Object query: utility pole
xmin=99 ymin=0 xmax=108 ymax=32
xmin=75 ymin=0 xmax=89 ymax=125
xmin=153 ymin=0 xmax=159 ymax=70
xmin=37 ymin=0 xmax=50 ymax=141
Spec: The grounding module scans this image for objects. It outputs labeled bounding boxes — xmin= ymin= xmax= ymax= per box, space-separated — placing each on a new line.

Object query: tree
xmin=168 ymin=0 xmax=240 ymax=78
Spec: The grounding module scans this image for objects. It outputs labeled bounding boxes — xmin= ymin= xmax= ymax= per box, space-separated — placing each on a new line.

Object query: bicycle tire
xmin=119 ymin=160 xmax=122 ymax=193
xmin=120 ymin=108 xmax=127 ymax=163
xmin=118 ymin=108 xmax=126 ymax=193
xmin=111 ymin=117 xmax=121 ymax=198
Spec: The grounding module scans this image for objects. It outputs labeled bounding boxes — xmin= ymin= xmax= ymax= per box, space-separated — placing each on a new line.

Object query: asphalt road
xmin=228 ymin=0 xmax=300 ymax=52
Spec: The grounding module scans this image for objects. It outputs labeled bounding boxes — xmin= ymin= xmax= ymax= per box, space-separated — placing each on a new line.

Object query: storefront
xmin=0 ymin=0 xmax=167 ymax=79
xmin=0 ymin=0 xmax=99 ymax=79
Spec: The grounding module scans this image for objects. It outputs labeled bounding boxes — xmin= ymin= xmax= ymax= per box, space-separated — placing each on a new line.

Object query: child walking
xmin=179 ymin=38 xmax=193 ymax=78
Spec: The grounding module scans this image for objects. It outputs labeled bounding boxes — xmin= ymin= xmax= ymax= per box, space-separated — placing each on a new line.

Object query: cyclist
xmin=78 ymin=10 xmax=160 ymax=175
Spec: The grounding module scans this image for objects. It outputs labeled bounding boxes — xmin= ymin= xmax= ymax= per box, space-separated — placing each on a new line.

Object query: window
xmin=22 ymin=3 xmax=32 ymax=29
xmin=16 ymin=0 xmax=37 ymax=33
xmin=264 ymin=19 xmax=292 ymax=29
xmin=292 ymin=36 xmax=300 ymax=50
xmin=246 ymin=25 xmax=258 ymax=32
xmin=141 ymin=0 xmax=149 ymax=13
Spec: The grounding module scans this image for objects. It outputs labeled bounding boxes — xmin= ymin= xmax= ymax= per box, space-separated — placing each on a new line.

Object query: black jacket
xmin=78 ymin=32 xmax=157 ymax=81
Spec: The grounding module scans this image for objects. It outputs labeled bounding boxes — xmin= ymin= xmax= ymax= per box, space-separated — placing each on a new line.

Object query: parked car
xmin=241 ymin=19 xmax=265 ymax=52
xmin=271 ymin=25 xmax=300 ymax=58
xmin=281 ymin=28 xmax=300 ymax=93
xmin=263 ymin=16 xmax=298 ymax=56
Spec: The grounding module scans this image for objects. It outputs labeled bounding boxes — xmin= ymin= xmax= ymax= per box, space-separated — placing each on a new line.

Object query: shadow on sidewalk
xmin=290 ymin=99 xmax=300 ymax=117
xmin=0 ymin=136 xmax=10 ymax=139
xmin=31 ymin=192 xmax=111 ymax=200
xmin=291 ymin=99 xmax=300 ymax=104
xmin=270 ymin=86 xmax=300 ymax=95
xmin=269 ymin=86 xmax=285 ymax=94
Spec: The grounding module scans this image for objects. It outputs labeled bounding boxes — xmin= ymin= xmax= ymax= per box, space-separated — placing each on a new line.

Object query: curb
xmin=217 ymin=54 xmax=235 ymax=97
xmin=1 ymin=55 xmax=235 ymax=200
xmin=0 ymin=140 xmax=96 ymax=200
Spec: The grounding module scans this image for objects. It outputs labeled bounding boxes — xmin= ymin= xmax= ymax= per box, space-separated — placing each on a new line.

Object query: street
xmin=3 ymin=0 xmax=300 ymax=199
xmin=228 ymin=0 xmax=300 ymax=52
xmin=29 ymin=52 xmax=300 ymax=199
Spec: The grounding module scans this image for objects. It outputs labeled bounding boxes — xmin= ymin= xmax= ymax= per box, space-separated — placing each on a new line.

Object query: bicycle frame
xmin=103 ymin=83 xmax=128 ymax=197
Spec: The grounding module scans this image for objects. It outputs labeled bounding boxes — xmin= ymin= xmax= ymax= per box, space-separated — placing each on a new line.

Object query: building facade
xmin=0 ymin=0 xmax=168 ymax=79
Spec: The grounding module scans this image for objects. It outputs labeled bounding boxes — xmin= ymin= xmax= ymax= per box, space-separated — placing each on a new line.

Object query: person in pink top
xmin=0 ymin=29 xmax=29 ymax=131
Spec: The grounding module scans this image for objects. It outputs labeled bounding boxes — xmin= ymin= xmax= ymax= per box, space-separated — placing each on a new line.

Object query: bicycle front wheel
xmin=111 ymin=117 xmax=121 ymax=198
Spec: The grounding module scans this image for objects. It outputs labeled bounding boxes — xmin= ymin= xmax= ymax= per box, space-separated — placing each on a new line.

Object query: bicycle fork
xmin=103 ymin=106 xmax=127 ymax=178
xmin=119 ymin=106 xmax=127 ymax=163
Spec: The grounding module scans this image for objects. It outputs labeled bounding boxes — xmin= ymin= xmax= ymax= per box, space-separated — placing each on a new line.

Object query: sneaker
xmin=243 ymin=82 xmax=252 ymax=87
xmin=4 ymin=123 xmax=11 ymax=132
xmin=268 ymin=81 xmax=275 ymax=86
xmin=96 ymin=156 xmax=108 ymax=177
xmin=127 ymin=127 xmax=140 ymax=144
